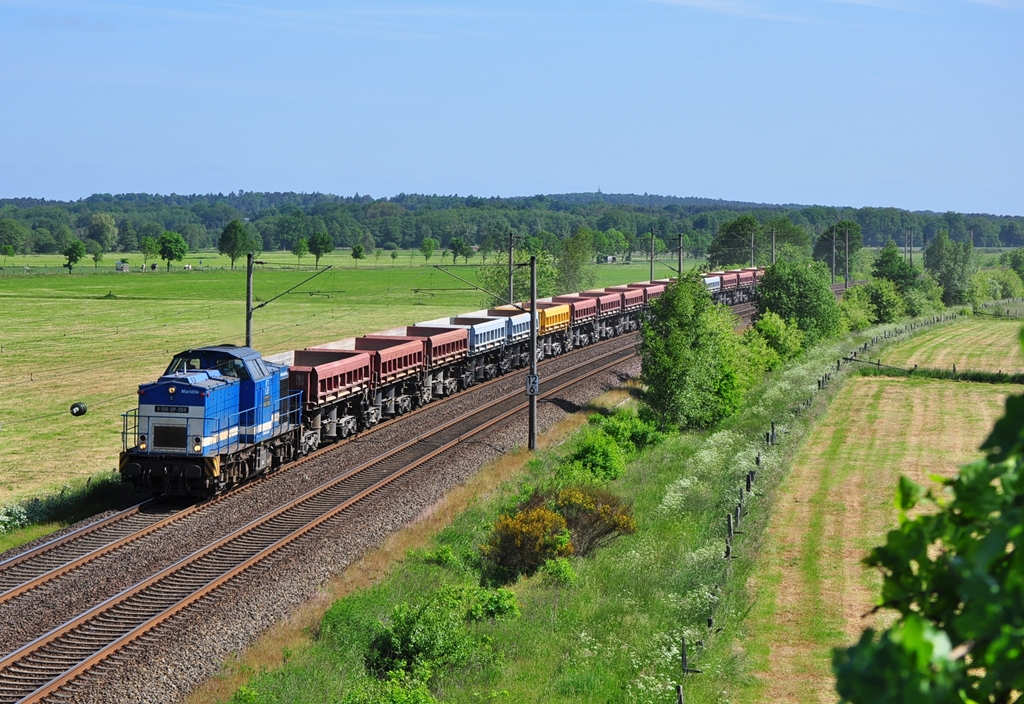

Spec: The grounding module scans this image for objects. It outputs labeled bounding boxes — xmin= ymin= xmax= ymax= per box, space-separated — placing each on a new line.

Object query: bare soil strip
xmin=743 ymin=377 xmax=1011 ymax=703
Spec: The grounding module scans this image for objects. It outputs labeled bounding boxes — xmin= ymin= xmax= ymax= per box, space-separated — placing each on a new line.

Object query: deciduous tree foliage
xmin=62 ymin=240 xmax=86 ymax=273
xmin=707 ymin=214 xmax=811 ymax=268
xmin=308 ymin=230 xmax=333 ymax=268
xmin=556 ymin=226 xmax=597 ymax=294
xmin=925 ymin=230 xmax=978 ymax=306
xmin=292 ymin=236 xmax=309 ymax=266
xmin=834 ymin=333 xmax=1024 ymax=702
xmin=755 ymin=260 xmax=843 ymax=345
xmin=419 ymin=237 xmax=438 ymax=263
xmin=87 ymin=213 xmax=118 ymax=251
xmin=872 ymin=239 xmax=919 ymax=294
xmin=639 ymin=274 xmax=743 ymax=430
xmin=218 ymin=220 xmax=260 ymax=269
xmin=139 ymin=236 xmax=159 ymax=266
xmin=812 ymin=219 xmax=864 ymax=278
xmin=476 ymin=250 xmax=558 ymax=306
xmin=351 ymin=244 xmax=365 ymax=266
xmin=157 ymin=231 xmax=188 ymax=271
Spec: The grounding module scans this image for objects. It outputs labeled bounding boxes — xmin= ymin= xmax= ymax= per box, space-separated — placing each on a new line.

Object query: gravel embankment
xmin=0 ymin=341 xmax=636 ymax=656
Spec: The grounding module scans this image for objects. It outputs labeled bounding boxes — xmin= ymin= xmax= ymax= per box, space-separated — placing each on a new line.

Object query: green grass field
xmin=739 ymin=377 xmax=1009 ymax=703
xmin=882 ymin=316 xmax=1024 ymax=373
xmin=0 ymin=252 xmax=686 ymax=505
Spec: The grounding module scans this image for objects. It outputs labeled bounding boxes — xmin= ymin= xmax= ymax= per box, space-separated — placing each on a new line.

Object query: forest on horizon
xmin=1 ymin=190 xmax=1022 ymax=258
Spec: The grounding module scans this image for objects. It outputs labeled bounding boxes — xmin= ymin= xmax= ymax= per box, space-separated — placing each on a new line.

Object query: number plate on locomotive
xmin=154 ymin=405 xmax=190 ymax=413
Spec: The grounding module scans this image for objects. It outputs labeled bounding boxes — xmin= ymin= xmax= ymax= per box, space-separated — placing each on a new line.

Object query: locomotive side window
xmin=215 ymin=358 xmax=251 ymax=380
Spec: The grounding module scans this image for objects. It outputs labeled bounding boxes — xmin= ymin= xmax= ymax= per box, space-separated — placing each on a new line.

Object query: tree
xmin=557 ymin=226 xmax=597 ymax=294
xmin=872 ymin=239 xmax=919 ymax=294
xmin=309 ymin=231 xmax=334 ymax=268
xmin=420 ymin=237 xmax=438 ymax=263
xmin=63 ymin=240 xmax=86 ymax=273
xmin=117 ymin=220 xmax=138 ymax=252
xmin=1 ymin=244 xmax=13 ymax=269
xmin=219 ymin=220 xmax=260 ymax=270
xmin=925 ymin=230 xmax=977 ymax=305
xmin=478 ymin=235 xmax=495 ymax=264
xmin=449 ymin=237 xmax=473 ymax=264
xmin=391 ymin=250 xmax=398 ymax=265
xmin=0 ymin=219 xmax=28 ymax=254
xmin=87 ymin=213 xmax=118 ymax=251
xmin=999 ymin=220 xmax=1024 ymax=247
xmin=863 ymin=278 xmax=905 ymax=323
xmin=351 ymin=244 xmax=365 ymax=267
xmin=158 ymin=231 xmax=188 ymax=271
xmin=293 ymin=237 xmax=309 ymax=267
xmin=476 ymin=250 xmax=558 ymax=307
xmin=834 ymin=357 xmax=1024 ymax=702
xmin=708 ymin=215 xmax=811 ymax=268
xmin=755 ymin=260 xmax=843 ymax=345
xmin=639 ymin=274 xmax=744 ymax=430
xmin=374 ymin=248 xmax=384 ymax=267
xmin=140 ymin=236 xmax=159 ymax=266
xmin=812 ymin=220 xmax=864 ymax=279
xmin=88 ymin=239 xmax=105 ymax=269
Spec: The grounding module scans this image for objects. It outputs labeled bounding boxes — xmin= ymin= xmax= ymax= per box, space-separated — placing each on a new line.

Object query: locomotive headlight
xmin=193 ymin=437 xmax=202 ymax=453
xmin=168 ymin=386 xmax=177 ymax=395
xmin=138 ymin=434 xmax=147 ymax=451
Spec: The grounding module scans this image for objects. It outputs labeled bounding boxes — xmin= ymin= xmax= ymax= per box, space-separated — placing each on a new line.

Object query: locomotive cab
xmin=120 ymin=345 xmax=302 ymax=497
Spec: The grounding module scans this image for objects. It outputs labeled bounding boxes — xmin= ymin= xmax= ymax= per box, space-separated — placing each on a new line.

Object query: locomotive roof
xmin=173 ymin=345 xmax=261 ymax=360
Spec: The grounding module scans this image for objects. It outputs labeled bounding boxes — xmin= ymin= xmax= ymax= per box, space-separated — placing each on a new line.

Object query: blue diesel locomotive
xmin=119 ymin=345 xmax=303 ymax=496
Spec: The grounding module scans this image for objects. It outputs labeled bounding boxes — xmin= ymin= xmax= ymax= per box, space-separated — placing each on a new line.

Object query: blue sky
xmin=0 ymin=1 xmax=1021 ymax=214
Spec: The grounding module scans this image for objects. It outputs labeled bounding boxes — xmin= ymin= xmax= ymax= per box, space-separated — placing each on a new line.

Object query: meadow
xmin=0 ymin=251 xmax=686 ymax=505
xmin=880 ymin=315 xmax=1024 ymax=373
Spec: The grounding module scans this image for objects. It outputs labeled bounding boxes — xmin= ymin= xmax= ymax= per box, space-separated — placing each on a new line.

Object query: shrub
xmin=341 ymin=673 xmax=439 ymax=704
xmin=562 ymin=428 xmax=627 ymax=481
xmin=466 ymin=587 xmax=520 ymax=621
xmin=366 ymin=586 xmax=516 ymax=680
xmin=840 ymin=286 xmax=876 ymax=331
xmin=553 ymin=485 xmax=637 ymax=557
xmin=753 ymin=311 xmax=804 ymax=362
xmin=588 ymin=409 xmax=663 ymax=454
xmin=0 ymin=504 xmax=29 ymax=535
xmin=539 ymin=557 xmax=578 ymax=587
xmin=738 ymin=327 xmax=779 ymax=379
xmin=864 ymin=278 xmax=906 ymax=323
xmin=480 ymin=507 xmax=573 ymax=584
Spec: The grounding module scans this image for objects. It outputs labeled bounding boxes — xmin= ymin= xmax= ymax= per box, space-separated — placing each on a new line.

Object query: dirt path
xmin=741 ymin=377 xmax=1012 ymax=703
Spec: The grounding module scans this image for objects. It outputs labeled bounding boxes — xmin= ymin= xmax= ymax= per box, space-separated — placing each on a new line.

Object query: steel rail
xmin=0 ymin=335 xmax=636 ymax=606
xmin=0 ymin=345 xmax=636 ymax=703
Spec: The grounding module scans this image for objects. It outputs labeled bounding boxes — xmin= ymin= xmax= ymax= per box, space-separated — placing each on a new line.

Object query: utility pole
xmin=508 ymin=231 xmax=515 ymax=305
xmin=831 ymin=229 xmax=836 ymax=285
xmin=528 ymin=255 xmax=538 ymax=451
xmin=677 ymin=231 xmax=684 ymax=279
xmin=245 ymin=252 xmax=254 ymax=348
xmin=844 ymin=225 xmax=850 ymax=290
xmin=750 ymin=227 xmax=755 ymax=268
xmin=650 ymin=229 xmax=655 ymax=282
xmin=771 ymin=228 xmax=776 ymax=265
xmin=909 ymin=227 xmax=914 ymax=267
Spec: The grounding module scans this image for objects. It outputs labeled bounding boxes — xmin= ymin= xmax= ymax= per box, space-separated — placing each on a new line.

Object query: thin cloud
xmin=641 ymin=0 xmax=835 ymax=23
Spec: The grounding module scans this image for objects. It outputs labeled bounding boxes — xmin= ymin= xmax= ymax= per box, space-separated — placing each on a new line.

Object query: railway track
xmin=0 ymin=342 xmax=636 ymax=703
xmin=0 ymin=335 xmax=637 ymax=608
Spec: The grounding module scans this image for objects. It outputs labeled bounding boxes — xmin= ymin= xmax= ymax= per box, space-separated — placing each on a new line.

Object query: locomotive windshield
xmin=165 ymin=353 xmax=251 ymax=380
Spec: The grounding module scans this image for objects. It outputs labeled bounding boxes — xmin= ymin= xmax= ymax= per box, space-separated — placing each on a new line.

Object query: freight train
xmin=119 ymin=268 xmax=764 ymax=497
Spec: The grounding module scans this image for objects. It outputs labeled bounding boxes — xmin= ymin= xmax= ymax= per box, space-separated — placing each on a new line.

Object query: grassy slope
xmin=214 ymin=318 xmax=938 ymax=704
xmin=882 ymin=316 xmax=1024 ymax=373
xmin=0 ymin=254 xmax=684 ymax=505
xmin=740 ymin=325 xmax=1016 ymax=703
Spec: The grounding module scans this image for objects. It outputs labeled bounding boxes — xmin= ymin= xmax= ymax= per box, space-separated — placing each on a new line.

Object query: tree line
xmin=0 ymin=192 xmax=1021 ymax=266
